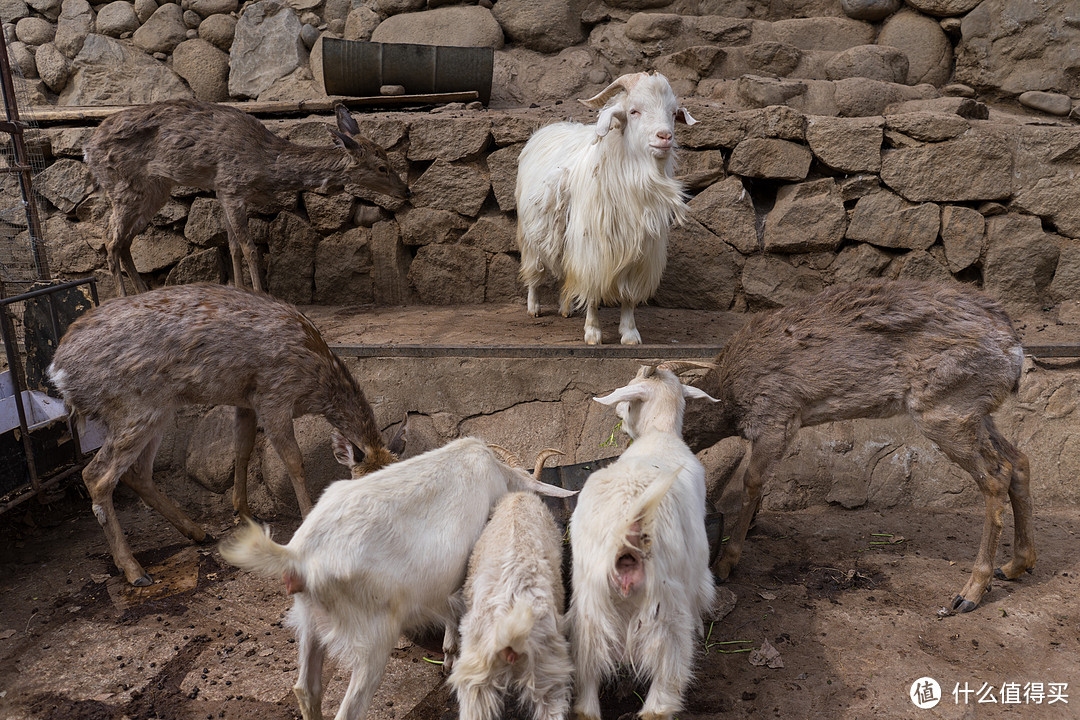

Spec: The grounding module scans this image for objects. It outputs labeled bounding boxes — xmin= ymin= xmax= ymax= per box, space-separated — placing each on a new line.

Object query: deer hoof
xmin=993 ymin=567 xmax=1007 ymax=581
xmin=132 ymin=573 xmax=154 ymax=587
xmin=951 ymin=595 xmax=977 ymax=613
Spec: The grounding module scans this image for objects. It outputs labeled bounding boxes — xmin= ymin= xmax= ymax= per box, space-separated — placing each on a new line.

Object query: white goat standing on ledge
xmin=515 ymin=72 xmax=697 ymax=345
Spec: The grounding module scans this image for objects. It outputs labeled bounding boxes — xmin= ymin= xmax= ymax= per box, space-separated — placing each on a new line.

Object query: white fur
xmin=569 ymin=367 xmax=719 ymax=720
xmin=515 ymin=73 xmax=694 ymax=345
xmin=449 ymin=492 xmax=573 ymax=720
xmin=219 ymin=438 xmax=575 ymax=720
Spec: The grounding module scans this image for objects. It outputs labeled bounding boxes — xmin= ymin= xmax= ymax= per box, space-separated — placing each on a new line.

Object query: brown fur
xmin=48 ymin=283 xmax=402 ymax=587
xmin=83 ymin=99 xmax=409 ymax=296
xmin=682 ymin=279 xmax=1034 ymax=613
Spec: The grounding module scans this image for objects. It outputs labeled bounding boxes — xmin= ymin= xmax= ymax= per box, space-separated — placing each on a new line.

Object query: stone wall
xmin=21 ymin=97 xmax=1080 ymax=320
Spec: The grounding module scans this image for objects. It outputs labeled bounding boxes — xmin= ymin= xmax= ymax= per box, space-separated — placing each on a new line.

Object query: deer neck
xmin=270 ymin=144 xmax=351 ymax=193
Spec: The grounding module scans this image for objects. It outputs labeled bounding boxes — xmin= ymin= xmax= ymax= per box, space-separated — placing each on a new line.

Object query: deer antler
xmin=579 ymin=72 xmax=649 ymax=109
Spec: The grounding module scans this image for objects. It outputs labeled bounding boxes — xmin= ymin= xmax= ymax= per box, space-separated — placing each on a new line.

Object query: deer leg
xmin=987 ymin=418 xmax=1037 ymax=581
xmin=583 ymin=300 xmax=602 ymax=345
xmin=220 ymin=196 xmax=263 ymax=293
xmin=82 ymin=426 xmax=159 ymax=586
xmin=618 ymin=302 xmax=641 ymax=345
xmin=120 ymin=425 xmax=207 ymax=544
xmin=715 ymin=431 xmax=787 ymax=580
xmin=261 ymin=410 xmax=314 ymax=516
xmin=232 ymin=407 xmax=258 ymax=519
xmin=104 ymin=182 xmax=169 ymax=295
xmin=920 ymin=414 xmax=1011 ymax=612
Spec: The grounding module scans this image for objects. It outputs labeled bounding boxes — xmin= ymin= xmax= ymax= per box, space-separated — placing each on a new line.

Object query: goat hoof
xmin=950 ymin=595 xmax=977 ymax=613
xmin=132 ymin=573 xmax=154 ymax=587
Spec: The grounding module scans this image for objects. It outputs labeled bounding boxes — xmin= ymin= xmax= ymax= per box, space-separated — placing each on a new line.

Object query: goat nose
xmin=657 ymin=130 xmax=672 ymax=140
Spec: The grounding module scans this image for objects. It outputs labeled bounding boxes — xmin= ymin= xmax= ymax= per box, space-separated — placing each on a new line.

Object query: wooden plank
xmin=22 ymin=91 xmax=481 ymax=125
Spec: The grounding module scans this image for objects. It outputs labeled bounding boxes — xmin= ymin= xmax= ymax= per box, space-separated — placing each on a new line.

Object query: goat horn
xmin=532 ymin=448 xmax=565 ymax=478
xmin=579 ymin=72 xmax=648 ymax=109
xmin=657 ymin=360 xmax=719 ymax=375
xmin=488 ymin=444 xmax=522 ymax=468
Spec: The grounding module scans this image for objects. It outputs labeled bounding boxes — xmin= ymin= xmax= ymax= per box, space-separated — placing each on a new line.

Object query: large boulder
xmin=172 ymin=38 xmax=229 ymax=101
xmin=983 ymin=213 xmax=1061 ymax=315
xmin=55 ymin=0 xmax=94 ymax=58
xmin=131 ymin=2 xmax=187 ymax=54
xmin=491 ymin=0 xmax=584 ymax=53
xmin=94 ymin=1 xmax=139 ymax=37
xmin=877 ymin=9 xmax=953 ymax=86
xmin=228 ymin=0 xmax=307 ymax=99
xmin=763 ymin=178 xmax=848 ymax=253
xmin=59 ymin=33 xmax=193 ymax=105
xmin=371 ymin=5 xmax=504 ymax=48
xmin=825 ymin=45 xmax=909 ymax=84
xmin=879 ymin=129 xmax=1013 ymax=203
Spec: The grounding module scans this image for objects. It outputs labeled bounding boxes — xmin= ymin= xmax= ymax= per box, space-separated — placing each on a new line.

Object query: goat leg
xmin=618 ymin=302 xmax=641 ymax=345
xmin=583 ymin=301 xmax=602 ymax=345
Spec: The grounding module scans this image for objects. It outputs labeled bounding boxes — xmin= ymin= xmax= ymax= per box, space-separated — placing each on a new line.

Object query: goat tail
xmin=618 ymin=464 xmax=681 ymax=540
xmin=494 ymin=599 xmax=536 ymax=659
xmin=219 ymin=519 xmax=298 ymax=583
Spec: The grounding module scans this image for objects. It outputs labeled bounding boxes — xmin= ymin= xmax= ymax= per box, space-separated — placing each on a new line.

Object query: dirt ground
xmin=1 ymin=302 xmax=1077 ymax=720
xmin=0 ymin=483 xmax=1076 ymax=720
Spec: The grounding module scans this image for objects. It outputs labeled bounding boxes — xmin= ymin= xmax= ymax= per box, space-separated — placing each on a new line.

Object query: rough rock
xmin=846 ymin=190 xmax=939 ymax=250
xmin=314 ymin=227 xmax=374 ymax=304
xmin=983 ymin=214 xmax=1060 ymax=315
xmin=44 ymin=215 xmax=101 ymax=274
xmin=27 ymin=0 xmax=61 ymax=19
xmin=182 ymin=0 xmax=237 ymax=18
xmin=1017 ymin=91 xmax=1073 ymax=117
xmin=939 ymin=205 xmax=984 ymax=273
xmin=879 ymin=130 xmax=1013 ymax=203
xmin=55 ymin=0 xmax=94 ymax=58
xmin=370 ymin=220 xmax=411 ymax=305
xmin=406 ymin=118 xmax=491 ymax=162
xmin=956 ymin=0 xmax=1080 ymax=98
xmin=60 ymin=33 xmax=192 ymax=105
xmin=370 ymin=0 xmax=423 ymax=14
xmin=485 ymin=252 xmax=520 ymax=302
xmin=172 ymin=38 xmax=229 ymax=102
xmin=132 ymin=2 xmax=188 ymax=54
xmin=163 ymin=247 xmax=224 ymax=285
xmin=15 ymin=17 xmax=56 ymax=45
xmin=487 ymin=143 xmax=522 ymax=213
xmin=491 ymin=0 xmax=584 ymax=53
xmin=1048 ymin=240 xmax=1080 ymax=304
xmin=688 ymin=175 xmax=759 ymax=255
xmin=397 ymin=207 xmax=469 ymax=246
xmin=7 ymin=41 xmax=37 ymax=79
xmin=184 ymin=197 xmax=226 ymax=247
xmin=461 ymin=213 xmax=516 ymax=254
xmin=198 ymin=13 xmax=235 ymax=50
xmin=655 ymin=217 xmax=739 ymax=310
xmin=829 ymin=242 xmax=891 ymax=284
xmin=133 ymin=0 xmax=156 ymax=23
xmin=407 ymin=244 xmax=487 ymax=304
xmin=877 ymin=9 xmax=952 ymax=86
xmin=34 ymin=158 xmax=93 ymax=213
xmin=832 ymin=77 xmax=939 ymax=117
xmin=676 ymin=149 xmax=726 ymax=192
xmin=840 ymin=0 xmax=899 ymax=22
xmin=895 ymin=249 xmax=953 ymax=283
xmin=343 ymin=5 xmax=378 ymax=41
xmin=302 ymin=191 xmax=354 ymax=233
xmin=904 ymin=0 xmax=980 ymax=16
xmin=371 ymin=5 xmax=504 ymax=48
xmin=764 ymin=178 xmax=848 ymax=253
xmin=34 ymin=42 xmax=70 ymax=92
xmin=882 ymin=111 xmax=968 ymax=142
xmin=0 ymin=0 xmax=30 ymax=20
xmin=741 ymin=254 xmax=825 ymax=311
xmin=805 ymin=115 xmax=882 ymax=173
xmin=228 ymin=0 xmax=307 ymax=100
xmin=410 ymin=160 xmax=490 ymax=217
xmin=825 ymin=45 xmax=908 ymax=84
xmin=266 ymin=211 xmax=319 ymax=304
xmin=183 ymin=405 xmax=236 ymax=494
xmin=130 ymin=226 xmax=190 ymax=273
xmin=728 ymin=137 xmax=812 ymax=181
xmin=95 ymin=1 xmax=139 ymax=37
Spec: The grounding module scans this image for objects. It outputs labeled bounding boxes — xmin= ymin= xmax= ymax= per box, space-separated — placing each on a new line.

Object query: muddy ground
xmin=0 ymin=483 xmax=1076 ymax=720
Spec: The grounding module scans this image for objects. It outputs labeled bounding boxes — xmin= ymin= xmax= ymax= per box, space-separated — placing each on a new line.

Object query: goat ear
xmin=330 ymin=428 xmax=355 ymax=468
xmin=330 ymin=128 xmax=362 ymax=152
xmin=529 ymin=479 xmax=578 ymax=498
xmin=386 ymin=415 xmax=408 ymax=457
xmin=682 ymin=384 xmax=719 ymax=403
xmin=676 ymin=107 xmax=698 ymax=126
xmin=594 ymin=383 xmax=650 ymax=407
xmin=594 ymin=106 xmax=626 ymax=140
xmin=335 ymin=104 xmax=361 ymax=136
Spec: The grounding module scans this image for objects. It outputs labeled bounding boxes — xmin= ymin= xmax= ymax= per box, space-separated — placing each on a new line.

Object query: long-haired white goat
xmin=219 ymin=438 xmax=576 ymax=720
xmin=449 ymin=489 xmax=573 ymax=720
xmin=569 ymin=363 xmax=719 ymax=720
xmin=516 ymin=72 xmax=697 ymax=345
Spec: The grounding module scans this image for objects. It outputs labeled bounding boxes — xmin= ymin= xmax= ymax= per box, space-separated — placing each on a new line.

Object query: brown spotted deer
xmin=48 ymin=283 xmax=405 ymax=587
xmin=681 ymin=279 xmax=1035 ymax=613
xmin=83 ymin=98 xmax=409 ymax=296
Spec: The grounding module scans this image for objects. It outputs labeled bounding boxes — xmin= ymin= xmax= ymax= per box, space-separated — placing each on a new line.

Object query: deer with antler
xmin=84 ymin=98 xmax=409 ymax=295
xmin=515 ymin=72 xmax=697 ymax=345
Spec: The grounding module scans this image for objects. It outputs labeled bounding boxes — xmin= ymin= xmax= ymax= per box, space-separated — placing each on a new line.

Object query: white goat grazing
xmin=219 ymin=438 xmax=576 ymax=720
xmin=516 ymin=71 xmax=697 ymax=345
xmin=570 ymin=364 xmax=719 ymax=720
xmin=450 ymin=489 xmax=573 ymax=720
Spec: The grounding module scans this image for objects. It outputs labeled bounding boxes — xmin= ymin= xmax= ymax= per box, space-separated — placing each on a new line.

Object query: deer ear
xmin=335 ymin=104 xmax=361 ymax=136
xmin=329 ymin=128 xmax=361 ymax=151
xmin=386 ymin=415 xmax=408 ymax=457
xmin=330 ymin=428 xmax=355 ymax=468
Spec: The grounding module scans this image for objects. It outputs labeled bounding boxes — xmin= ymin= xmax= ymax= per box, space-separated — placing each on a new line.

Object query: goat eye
xmin=629 ymin=108 xmax=640 ymax=116
xmin=378 ymin=165 xmax=388 ymax=173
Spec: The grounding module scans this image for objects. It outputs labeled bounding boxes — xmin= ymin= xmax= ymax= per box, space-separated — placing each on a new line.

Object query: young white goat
xmin=516 ymin=72 xmax=697 ymax=345
xmin=219 ymin=438 xmax=576 ymax=720
xmin=569 ymin=364 xmax=719 ymax=720
xmin=449 ymin=488 xmax=573 ymax=720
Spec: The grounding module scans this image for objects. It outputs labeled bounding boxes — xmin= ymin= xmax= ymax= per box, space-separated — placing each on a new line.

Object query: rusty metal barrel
xmin=322 ymin=38 xmax=494 ymax=105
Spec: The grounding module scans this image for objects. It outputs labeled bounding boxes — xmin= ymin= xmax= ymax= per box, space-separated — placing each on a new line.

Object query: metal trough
xmin=321 ymin=38 xmax=494 ymax=105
